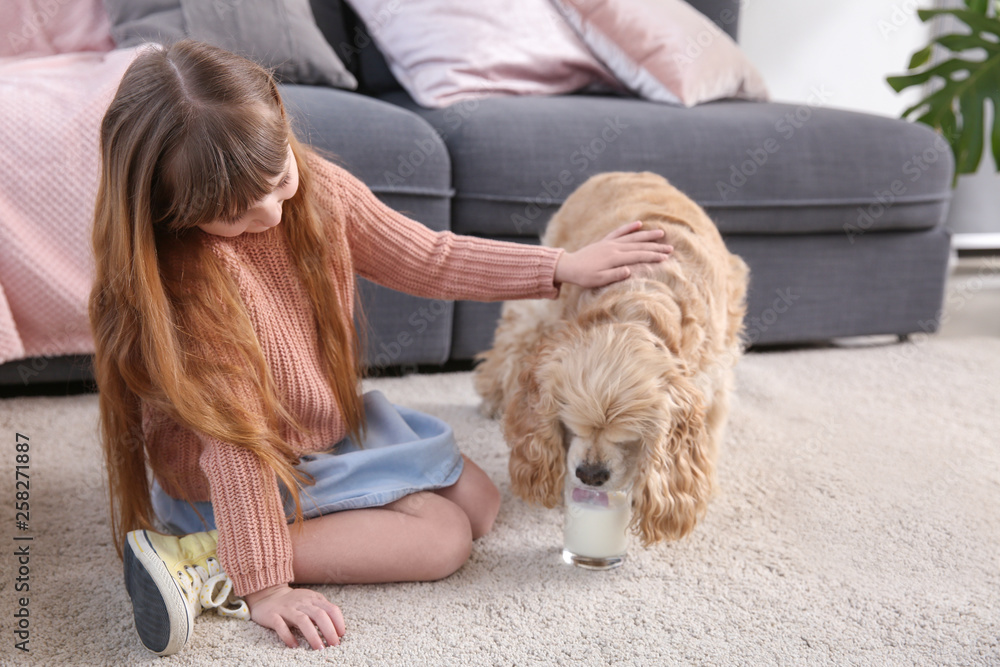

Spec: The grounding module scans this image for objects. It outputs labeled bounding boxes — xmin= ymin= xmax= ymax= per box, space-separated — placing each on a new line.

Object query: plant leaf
xmin=887 ymin=57 xmax=974 ymax=93
xmin=936 ymin=33 xmax=1000 ymax=53
xmin=892 ymin=6 xmax=1000 ymax=178
xmin=918 ymin=9 xmax=1000 ymax=37
xmin=939 ymin=105 xmax=959 ymax=148
xmin=956 ymin=86 xmax=986 ymax=173
xmin=915 ymin=98 xmax=960 ymax=142
xmin=963 ymin=0 xmax=989 ymax=15
xmin=902 ymin=79 xmax=962 ymax=120
xmin=908 ymin=44 xmax=935 ymax=69
xmin=991 ymin=91 xmax=1000 ymax=171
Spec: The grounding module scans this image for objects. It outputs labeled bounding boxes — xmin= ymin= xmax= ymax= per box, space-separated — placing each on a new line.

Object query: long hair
xmin=89 ymin=40 xmax=367 ymax=560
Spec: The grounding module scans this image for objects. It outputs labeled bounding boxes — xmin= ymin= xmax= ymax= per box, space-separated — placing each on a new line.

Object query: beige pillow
xmin=344 ymin=0 xmax=622 ymax=108
xmin=551 ymin=0 xmax=768 ymax=107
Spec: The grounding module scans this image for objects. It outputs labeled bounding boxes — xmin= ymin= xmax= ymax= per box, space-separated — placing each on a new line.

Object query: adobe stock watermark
xmin=6 ymin=0 xmax=72 ymax=53
xmin=366 ymin=299 xmax=450 ymax=369
xmin=510 ymin=116 xmax=631 ymax=235
xmin=381 ymin=78 xmax=511 ymax=188
xmin=715 ymin=85 xmax=835 ymax=201
xmin=877 ymin=0 xmax=924 ymax=40
xmin=12 ymin=432 xmax=33 ymax=653
xmin=743 ymin=288 xmax=800 ymax=346
xmin=721 ymin=285 xmax=802 ymax=363
xmin=381 ymin=134 xmax=441 ymax=188
xmin=428 ymin=80 xmax=505 ymax=141
xmin=843 ymin=132 xmax=950 ymax=244
xmin=424 ymin=72 xmax=546 ymax=146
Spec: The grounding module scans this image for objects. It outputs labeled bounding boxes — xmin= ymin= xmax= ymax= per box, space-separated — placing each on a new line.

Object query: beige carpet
xmin=1 ymin=337 xmax=998 ymax=666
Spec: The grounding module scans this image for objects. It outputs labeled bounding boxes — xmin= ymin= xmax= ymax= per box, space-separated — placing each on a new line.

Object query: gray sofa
xmin=294 ymin=0 xmax=953 ymax=368
xmin=0 ymin=0 xmax=954 ymax=389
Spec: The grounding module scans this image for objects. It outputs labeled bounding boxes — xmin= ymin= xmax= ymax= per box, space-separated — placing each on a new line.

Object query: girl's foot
xmin=123 ymin=529 xmax=248 ymax=656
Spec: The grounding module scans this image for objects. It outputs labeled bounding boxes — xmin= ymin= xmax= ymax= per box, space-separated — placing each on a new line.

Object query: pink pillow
xmin=0 ymin=0 xmax=114 ymax=60
xmin=344 ymin=0 xmax=622 ymax=108
xmin=551 ymin=0 xmax=768 ymax=107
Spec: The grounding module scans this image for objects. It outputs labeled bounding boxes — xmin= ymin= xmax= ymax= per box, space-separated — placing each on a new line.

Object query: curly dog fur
xmin=474 ymin=171 xmax=749 ymax=545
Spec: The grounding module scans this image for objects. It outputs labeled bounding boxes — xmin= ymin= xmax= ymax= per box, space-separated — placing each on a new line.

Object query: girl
xmin=89 ymin=40 xmax=672 ymax=656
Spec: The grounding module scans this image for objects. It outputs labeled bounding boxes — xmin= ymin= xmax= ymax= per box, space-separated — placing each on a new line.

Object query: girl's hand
xmin=245 ymin=583 xmax=345 ymax=649
xmin=553 ymin=220 xmax=672 ymax=289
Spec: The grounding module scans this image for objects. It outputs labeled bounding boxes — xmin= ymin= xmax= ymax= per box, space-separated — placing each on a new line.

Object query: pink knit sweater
xmin=142 ymin=153 xmax=563 ymax=597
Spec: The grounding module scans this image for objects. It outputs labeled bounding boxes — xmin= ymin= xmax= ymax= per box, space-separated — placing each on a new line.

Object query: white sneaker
xmin=123 ymin=529 xmax=249 ymax=656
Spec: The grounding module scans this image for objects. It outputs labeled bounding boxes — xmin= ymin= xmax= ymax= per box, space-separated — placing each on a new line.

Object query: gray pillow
xmin=103 ymin=0 xmax=358 ymax=89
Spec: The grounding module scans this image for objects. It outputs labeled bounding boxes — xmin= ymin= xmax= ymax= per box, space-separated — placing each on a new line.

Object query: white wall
xmin=738 ymin=0 xmax=1000 ymax=244
xmin=739 ymin=0 xmax=933 ymax=118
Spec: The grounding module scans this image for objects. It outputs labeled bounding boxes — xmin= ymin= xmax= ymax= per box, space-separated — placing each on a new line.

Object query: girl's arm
xmin=198 ymin=437 xmax=343 ymax=649
xmin=198 ymin=437 xmax=295 ymax=596
xmin=311 ymin=155 xmax=669 ymax=302
xmin=341 ymin=173 xmax=565 ymax=301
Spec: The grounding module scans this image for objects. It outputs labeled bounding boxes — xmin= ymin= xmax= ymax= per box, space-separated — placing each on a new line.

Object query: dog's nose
xmin=576 ymin=462 xmax=610 ymax=487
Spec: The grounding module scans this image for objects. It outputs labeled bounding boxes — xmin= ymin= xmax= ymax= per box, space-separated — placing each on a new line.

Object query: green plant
xmin=887 ymin=0 xmax=1000 ymax=182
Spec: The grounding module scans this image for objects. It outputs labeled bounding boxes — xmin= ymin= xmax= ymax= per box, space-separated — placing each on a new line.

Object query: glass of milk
xmin=562 ymin=479 xmax=632 ymax=570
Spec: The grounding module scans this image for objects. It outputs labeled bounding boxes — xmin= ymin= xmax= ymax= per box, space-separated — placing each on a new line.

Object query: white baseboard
xmin=952 ymin=234 xmax=1000 ymax=251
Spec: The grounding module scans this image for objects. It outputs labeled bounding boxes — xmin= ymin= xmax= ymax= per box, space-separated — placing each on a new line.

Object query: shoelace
xmin=178 ymin=556 xmax=250 ymax=620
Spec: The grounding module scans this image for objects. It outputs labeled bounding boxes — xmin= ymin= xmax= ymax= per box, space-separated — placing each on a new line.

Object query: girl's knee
xmin=437 ymin=457 xmax=501 ymax=540
xmin=429 ymin=498 xmax=473 ymax=579
xmin=471 ymin=478 xmax=501 ymax=540
xmin=404 ymin=493 xmax=472 ymax=580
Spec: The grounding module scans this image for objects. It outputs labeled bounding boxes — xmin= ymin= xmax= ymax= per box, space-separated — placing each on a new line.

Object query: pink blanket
xmin=0 ymin=47 xmax=146 ymax=365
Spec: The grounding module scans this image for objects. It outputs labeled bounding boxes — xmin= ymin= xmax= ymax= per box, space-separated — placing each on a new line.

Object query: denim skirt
xmin=151 ymin=390 xmax=465 ymax=535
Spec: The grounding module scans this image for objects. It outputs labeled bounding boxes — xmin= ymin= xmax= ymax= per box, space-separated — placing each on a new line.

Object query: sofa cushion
xmin=450 ymin=226 xmax=952 ymax=359
xmin=104 ymin=0 xmax=357 ymax=88
xmin=281 ymin=84 xmax=451 ymax=197
xmin=381 ymin=91 xmax=953 ymax=238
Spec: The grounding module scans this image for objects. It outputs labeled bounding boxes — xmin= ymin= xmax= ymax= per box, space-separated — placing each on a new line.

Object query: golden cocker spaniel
xmin=474 ymin=171 xmax=750 ymax=545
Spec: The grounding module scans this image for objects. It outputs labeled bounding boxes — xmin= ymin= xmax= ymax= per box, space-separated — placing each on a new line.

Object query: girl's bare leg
xmin=289 ymin=456 xmax=500 ymax=585
xmin=433 ymin=455 xmax=500 ymax=539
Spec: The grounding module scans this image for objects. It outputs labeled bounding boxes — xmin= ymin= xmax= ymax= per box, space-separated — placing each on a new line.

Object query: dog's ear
xmin=632 ymin=370 xmax=714 ymax=545
xmin=503 ymin=332 xmax=567 ymax=508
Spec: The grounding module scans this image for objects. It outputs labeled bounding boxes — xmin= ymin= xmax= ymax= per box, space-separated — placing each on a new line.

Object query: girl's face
xmin=197 ymin=145 xmax=299 ymax=237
